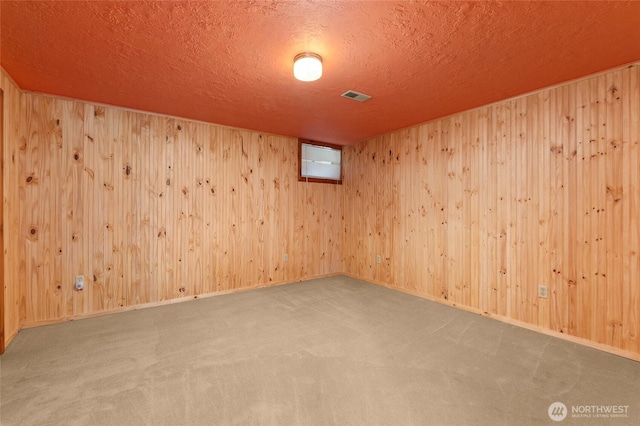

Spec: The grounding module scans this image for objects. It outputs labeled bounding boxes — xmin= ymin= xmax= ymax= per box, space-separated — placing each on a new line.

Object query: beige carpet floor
xmin=1 ymin=275 xmax=639 ymax=425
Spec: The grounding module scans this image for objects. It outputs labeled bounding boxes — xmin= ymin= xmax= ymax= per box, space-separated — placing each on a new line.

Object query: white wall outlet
xmin=376 ymin=255 xmax=382 ymax=264
xmin=75 ymin=275 xmax=85 ymax=291
xmin=538 ymin=284 xmax=548 ymax=299
xmin=283 ymin=254 xmax=289 ymax=262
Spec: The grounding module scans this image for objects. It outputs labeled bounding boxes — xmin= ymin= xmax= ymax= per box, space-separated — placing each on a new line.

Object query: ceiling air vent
xmin=341 ymin=90 xmax=371 ymax=102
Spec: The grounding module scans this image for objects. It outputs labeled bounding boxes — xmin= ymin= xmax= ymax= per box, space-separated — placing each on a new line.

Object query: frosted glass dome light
xmin=293 ymin=52 xmax=323 ymax=82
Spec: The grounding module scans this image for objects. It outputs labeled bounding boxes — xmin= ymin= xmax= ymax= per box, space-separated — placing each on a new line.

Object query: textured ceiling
xmin=1 ymin=1 xmax=639 ymax=145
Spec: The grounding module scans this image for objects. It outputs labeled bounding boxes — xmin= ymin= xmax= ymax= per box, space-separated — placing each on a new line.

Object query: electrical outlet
xmin=75 ymin=275 xmax=85 ymax=291
xmin=283 ymin=254 xmax=289 ymax=262
xmin=376 ymin=255 xmax=382 ymax=264
xmin=538 ymin=284 xmax=548 ymax=299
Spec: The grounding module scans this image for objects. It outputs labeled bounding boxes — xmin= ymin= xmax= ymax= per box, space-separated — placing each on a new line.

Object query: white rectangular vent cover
xmin=341 ymin=90 xmax=371 ymax=102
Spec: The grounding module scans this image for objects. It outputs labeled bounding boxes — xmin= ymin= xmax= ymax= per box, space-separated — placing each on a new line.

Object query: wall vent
xmin=341 ymin=90 xmax=371 ymax=102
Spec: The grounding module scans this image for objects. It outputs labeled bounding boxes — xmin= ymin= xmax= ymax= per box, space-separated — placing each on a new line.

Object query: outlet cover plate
xmin=538 ymin=285 xmax=548 ymax=299
xmin=75 ymin=275 xmax=85 ymax=291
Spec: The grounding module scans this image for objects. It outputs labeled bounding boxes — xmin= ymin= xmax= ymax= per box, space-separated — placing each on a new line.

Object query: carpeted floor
xmin=1 ymin=275 xmax=639 ymax=425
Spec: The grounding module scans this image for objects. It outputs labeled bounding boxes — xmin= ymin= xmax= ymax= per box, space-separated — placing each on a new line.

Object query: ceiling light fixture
xmin=293 ymin=52 xmax=322 ymax=82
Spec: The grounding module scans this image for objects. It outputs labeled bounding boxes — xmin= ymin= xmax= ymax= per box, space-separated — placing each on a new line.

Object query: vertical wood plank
xmin=127 ymin=112 xmax=147 ymax=305
xmin=447 ymin=116 xmax=463 ymax=305
xmin=465 ymin=110 xmax=480 ymax=310
xmin=486 ymin=104 xmax=499 ymax=315
xmin=495 ymin=102 xmax=510 ymax=317
xmin=605 ymin=71 xmax=624 ymax=348
xmin=621 ymin=66 xmax=639 ymax=353
xmin=61 ymin=101 xmax=84 ymax=317
xmin=437 ymin=119 xmax=449 ymax=302
xmin=594 ymin=74 xmax=608 ymax=345
xmin=4 ymin=73 xmax=25 ymax=341
xmin=538 ymin=91 xmax=551 ymax=329
xmin=0 ymin=88 xmax=4 ymax=353
xmin=575 ymin=77 xmax=588 ymax=339
xmin=477 ymin=106 xmax=491 ymax=314
xmin=565 ymin=83 xmax=578 ymax=337
xmin=526 ymin=93 xmax=541 ymax=327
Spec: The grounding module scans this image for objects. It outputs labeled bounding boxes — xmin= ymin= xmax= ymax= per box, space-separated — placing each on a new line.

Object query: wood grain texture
xmin=15 ymin=94 xmax=342 ymax=326
xmin=1 ymin=70 xmax=23 ymax=349
xmin=0 ymin=88 xmax=4 ymax=354
xmin=343 ymin=65 xmax=640 ymax=358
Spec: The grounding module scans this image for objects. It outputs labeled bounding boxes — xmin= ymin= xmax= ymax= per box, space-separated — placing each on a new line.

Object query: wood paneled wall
xmin=16 ymin=94 xmax=342 ymax=326
xmin=3 ymin=64 xmax=639 ymax=361
xmin=343 ymin=65 xmax=640 ymax=359
xmin=1 ymin=70 xmax=23 ymax=349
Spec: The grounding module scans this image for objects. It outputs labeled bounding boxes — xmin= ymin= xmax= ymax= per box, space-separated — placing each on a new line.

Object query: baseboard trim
xmin=20 ymin=272 xmax=341 ymax=330
xmin=343 ymin=273 xmax=640 ymax=363
xmin=15 ymin=271 xmax=640 ymax=363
